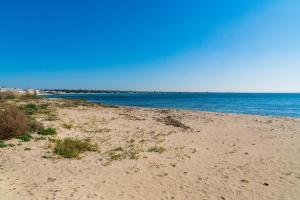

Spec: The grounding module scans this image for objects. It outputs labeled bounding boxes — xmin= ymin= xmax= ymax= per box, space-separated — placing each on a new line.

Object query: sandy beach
xmin=1 ymin=98 xmax=300 ymax=200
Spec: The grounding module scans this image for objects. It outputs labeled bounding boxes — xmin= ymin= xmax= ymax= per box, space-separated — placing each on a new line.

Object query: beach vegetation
xmin=62 ymin=123 xmax=72 ymax=129
xmin=147 ymin=146 xmax=166 ymax=154
xmin=18 ymin=133 xmax=33 ymax=142
xmin=34 ymin=136 xmax=47 ymax=141
xmin=105 ymin=143 xmax=142 ymax=164
xmin=20 ymin=103 xmax=39 ymax=115
xmin=159 ymin=116 xmax=190 ymax=130
xmin=44 ymin=112 xmax=58 ymax=121
xmin=0 ymin=105 xmax=29 ymax=140
xmin=54 ymin=137 xmax=98 ymax=158
xmin=37 ymin=127 xmax=57 ymax=136
xmin=28 ymin=120 xmax=44 ymax=132
xmin=0 ymin=140 xmax=14 ymax=148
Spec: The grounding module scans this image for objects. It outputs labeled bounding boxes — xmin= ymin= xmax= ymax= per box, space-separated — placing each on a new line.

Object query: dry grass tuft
xmin=147 ymin=146 xmax=166 ymax=154
xmin=54 ymin=137 xmax=98 ymax=158
xmin=0 ymin=105 xmax=29 ymax=139
xmin=159 ymin=116 xmax=191 ymax=130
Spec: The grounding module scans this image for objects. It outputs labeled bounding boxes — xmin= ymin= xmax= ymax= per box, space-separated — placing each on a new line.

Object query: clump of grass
xmin=54 ymin=137 xmax=98 ymax=158
xmin=147 ymin=146 xmax=166 ymax=154
xmin=28 ymin=120 xmax=44 ymax=132
xmin=0 ymin=105 xmax=29 ymax=140
xmin=18 ymin=133 xmax=33 ymax=142
xmin=0 ymin=140 xmax=14 ymax=148
xmin=159 ymin=116 xmax=190 ymax=130
xmin=37 ymin=128 xmax=57 ymax=136
xmin=42 ymin=155 xmax=52 ymax=159
xmin=44 ymin=112 xmax=58 ymax=121
xmin=20 ymin=103 xmax=39 ymax=115
xmin=0 ymin=140 xmax=8 ymax=148
xmin=107 ymin=147 xmax=128 ymax=161
xmin=105 ymin=143 xmax=142 ymax=164
xmin=62 ymin=123 xmax=72 ymax=129
xmin=34 ymin=136 xmax=47 ymax=141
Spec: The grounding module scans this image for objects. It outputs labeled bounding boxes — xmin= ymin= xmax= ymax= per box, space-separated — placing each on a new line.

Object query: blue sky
xmin=0 ymin=0 xmax=299 ymax=92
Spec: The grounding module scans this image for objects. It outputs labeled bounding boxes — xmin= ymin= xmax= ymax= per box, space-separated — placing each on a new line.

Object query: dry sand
xmin=1 ymin=99 xmax=300 ymax=200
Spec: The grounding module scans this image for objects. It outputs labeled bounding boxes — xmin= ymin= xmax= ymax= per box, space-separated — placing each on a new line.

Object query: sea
xmin=43 ymin=93 xmax=300 ymax=118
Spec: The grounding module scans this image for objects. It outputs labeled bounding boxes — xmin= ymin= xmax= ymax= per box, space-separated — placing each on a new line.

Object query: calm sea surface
xmin=44 ymin=93 xmax=300 ymax=118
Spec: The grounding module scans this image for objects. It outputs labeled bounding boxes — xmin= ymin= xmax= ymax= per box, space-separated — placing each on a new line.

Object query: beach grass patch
xmin=147 ymin=146 xmax=166 ymax=154
xmin=20 ymin=103 xmax=39 ymax=115
xmin=28 ymin=120 xmax=44 ymax=132
xmin=105 ymin=143 xmax=142 ymax=164
xmin=62 ymin=123 xmax=72 ymax=129
xmin=0 ymin=105 xmax=29 ymax=140
xmin=34 ymin=136 xmax=47 ymax=141
xmin=54 ymin=137 xmax=98 ymax=158
xmin=159 ymin=116 xmax=190 ymax=130
xmin=44 ymin=112 xmax=58 ymax=121
xmin=37 ymin=128 xmax=57 ymax=136
xmin=0 ymin=140 xmax=14 ymax=148
xmin=18 ymin=133 xmax=33 ymax=142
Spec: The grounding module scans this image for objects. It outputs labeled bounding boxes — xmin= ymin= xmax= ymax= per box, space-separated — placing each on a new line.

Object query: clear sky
xmin=0 ymin=0 xmax=299 ymax=92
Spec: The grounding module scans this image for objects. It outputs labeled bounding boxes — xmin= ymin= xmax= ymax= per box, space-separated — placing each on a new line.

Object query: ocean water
xmin=44 ymin=93 xmax=300 ymax=118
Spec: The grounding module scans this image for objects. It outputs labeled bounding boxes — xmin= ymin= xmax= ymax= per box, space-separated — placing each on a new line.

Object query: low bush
xmin=54 ymin=137 xmax=98 ymax=158
xmin=0 ymin=105 xmax=29 ymax=140
xmin=18 ymin=133 xmax=32 ymax=142
xmin=20 ymin=103 xmax=39 ymax=115
xmin=0 ymin=140 xmax=7 ymax=148
xmin=37 ymin=128 xmax=57 ymax=136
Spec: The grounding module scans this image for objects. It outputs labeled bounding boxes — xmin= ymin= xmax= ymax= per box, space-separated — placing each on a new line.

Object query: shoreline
xmin=44 ymin=96 xmax=300 ymax=120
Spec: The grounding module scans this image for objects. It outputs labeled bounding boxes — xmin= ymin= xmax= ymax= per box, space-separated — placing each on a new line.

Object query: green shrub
xmin=0 ymin=105 xmax=29 ymax=140
xmin=54 ymin=137 xmax=98 ymax=158
xmin=18 ymin=133 xmax=32 ymax=142
xmin=21 ymin=103 xmax=39 ymax=115
xmin=37 ymin=128 xmax=57 ymax=135
xmin=0 ymin=140 xmax=14 ymax=148
xmin=0 ymin=140 xmax=7 ymax=148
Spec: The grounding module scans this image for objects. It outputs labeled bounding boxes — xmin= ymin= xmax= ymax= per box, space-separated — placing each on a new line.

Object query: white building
xmin=0 ymin=87 xmax=39 ymax=95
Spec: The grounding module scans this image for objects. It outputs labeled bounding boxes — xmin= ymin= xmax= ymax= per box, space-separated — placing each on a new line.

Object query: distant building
xmin=26 ymin=89 xmax=35 ymax=95
xmin=0 ymin=87 xmax=39 ymax=95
